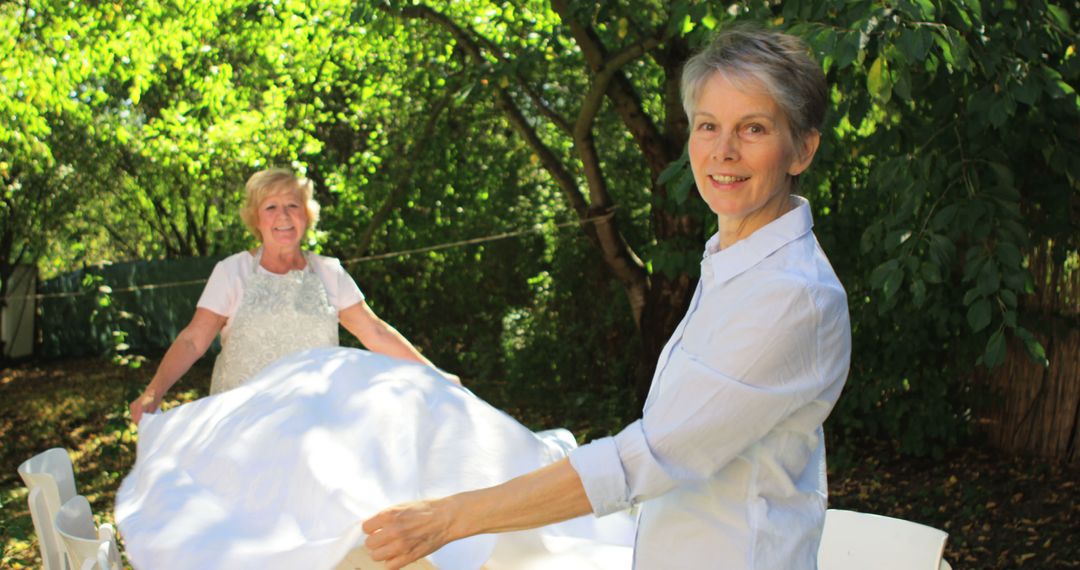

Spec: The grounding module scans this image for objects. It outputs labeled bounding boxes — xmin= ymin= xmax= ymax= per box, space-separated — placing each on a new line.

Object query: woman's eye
xmin=743 ymin=124 xmax=766 ymax=136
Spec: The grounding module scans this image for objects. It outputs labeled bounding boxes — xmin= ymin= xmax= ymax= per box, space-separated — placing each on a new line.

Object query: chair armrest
xmin=97 ymin=523 xmax=115 ymax=543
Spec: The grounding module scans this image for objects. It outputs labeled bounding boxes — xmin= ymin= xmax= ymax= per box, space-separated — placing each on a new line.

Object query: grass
xmin=2 ymin=356 xmax=1077 ymax=568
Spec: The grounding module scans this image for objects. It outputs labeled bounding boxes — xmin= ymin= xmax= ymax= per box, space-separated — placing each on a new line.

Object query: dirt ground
xmin=2 ymin=356 xmax=1077 ymax=568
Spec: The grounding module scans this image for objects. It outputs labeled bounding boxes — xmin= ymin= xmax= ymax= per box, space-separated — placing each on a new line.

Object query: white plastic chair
xmin=77 ymin=541 xmax=120 ymax=570
xmin=818 ymin=508 xmax=952 ymax=570
xmin=18 ymin=448 xmax=78 ymax=570
xmin=54 ymin=495 xmax=121 ymax=570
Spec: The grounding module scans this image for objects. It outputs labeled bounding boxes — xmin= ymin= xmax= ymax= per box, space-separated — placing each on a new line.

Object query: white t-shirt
xmin=197 ymin=250 xmax=365 ymax=340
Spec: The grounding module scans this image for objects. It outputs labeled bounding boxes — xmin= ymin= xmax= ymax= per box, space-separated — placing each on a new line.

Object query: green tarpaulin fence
xmin=37 ymin=256 xmax=224 ymax=358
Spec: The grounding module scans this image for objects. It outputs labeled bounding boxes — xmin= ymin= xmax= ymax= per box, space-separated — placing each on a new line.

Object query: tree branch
xmin=356 ymin=91 xmax=453 ymax=256
xmin=550 ymin=0 xmax=674 ymax=177
xmin=389 ymin=3 xmax=651 ymax=324
xmin=394 ymin=4 xmax=590 ymax=218
xmin=518 ymin=79 xmax=573 ymax=135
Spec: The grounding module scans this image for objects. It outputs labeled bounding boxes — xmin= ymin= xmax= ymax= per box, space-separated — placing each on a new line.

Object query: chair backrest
xmin=55 ymin=495 xmax=119 ymax=570
xmin=76 ymin=540 xmax=122 ymax=570
xmin=26 ymin=487 xmax=66 ymax=570
xmin=18 ymin=448 xmax=78 ymax=570
xmin=818 ymin=509 xmax=948 ymax=570
xmin=96 ymin=536 xmax=122 ymax=570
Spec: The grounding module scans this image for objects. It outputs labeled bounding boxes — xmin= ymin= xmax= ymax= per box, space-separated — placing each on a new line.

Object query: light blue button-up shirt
xmin=569 ymin=196 xmax=851 ymax=569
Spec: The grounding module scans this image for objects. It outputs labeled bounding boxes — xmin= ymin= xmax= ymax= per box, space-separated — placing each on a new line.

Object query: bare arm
xmin=129 ymin=308 xmax=227 ymax=423
xmin=362 ymin=458 xmax=591 ymax=569
xmin=339 ymin=301 xmax=460 ymax=384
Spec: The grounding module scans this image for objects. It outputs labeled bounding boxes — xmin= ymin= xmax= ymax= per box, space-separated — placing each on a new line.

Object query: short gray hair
xmin=681 ymin=27 xmax=827 ymax=144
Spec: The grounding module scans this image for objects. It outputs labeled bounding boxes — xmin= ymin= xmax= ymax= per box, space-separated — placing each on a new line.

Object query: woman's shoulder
xmin=208 ymin=250 xmax=259 ymax=278
xmin=305 ymin=251 xmax=346 ymax=271
xmin=742 ymin=253 xmax=847 ymax=316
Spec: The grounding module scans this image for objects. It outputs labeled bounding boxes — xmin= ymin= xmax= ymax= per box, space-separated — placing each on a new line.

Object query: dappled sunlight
xmin=4 ymin=354 xmax=1078 ymax=568
xmin=0 ymin=355 xmax=212 ymax=568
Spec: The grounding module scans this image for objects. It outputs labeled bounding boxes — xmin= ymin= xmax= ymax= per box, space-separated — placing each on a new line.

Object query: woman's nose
xmin=711 ymin=132 xmax=739 ymax=161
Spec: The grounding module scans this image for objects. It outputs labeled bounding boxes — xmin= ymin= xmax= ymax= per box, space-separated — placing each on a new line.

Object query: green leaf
xmin=672 ymin=168 xmax=696 ymax=205
xmin=1003 ymin=309 xmax=1017 ymax=328
xmin=962 ymin=287 xmax=981 ymax=306
xmin=995 ymin=241 xmax=1022 ymax=268
xmin=930 ymin=204 xmax=958 ymax=231
xmin=911 ymin=279 xmax=927 ymax=307
xmin=867 ymin=56 xmax=890 ymax=100
xmin=834 ymin=31 xmax=860 ymax=70
xmin=987 ymin=94 xmax=1016 ymax=128
xmin=977 ymin=260 xmax=1001 ymax=294
xmin=701 ymin=12 xmax=718 ymax=30
xmin=920 ymin=261 xmax=943 ymax=284
xmin=967 ymin=298 xmax=991 ymax=332
xmin=658 ymin=147 xmax=689 ymax=186
xmin=914 ymin=0 xmax=936 ymax=18
xmin=928 ymin=234 xmax=956 ymax=266
xmin=883 ymin=268 xmax=905 ymax=300
xmin=893 ymin=65 xmax=913 ymax=101
xmin=983 ymin=328 xmax=1006 ymax=368
xmin=1011 ymin=77 xmax=1041 ymax=105
xmin=1047 ymin=5 xmax=1071 ymax=30
xmin=870 ymin=259 xmax=899 ymax=289
xmin=987 ymin=162 xmax=1014 ymax=187
xmin=933 ymin=30 xmax=955 ymax=66
xmin=1021 ymin=330 xmax=1049 ymax=368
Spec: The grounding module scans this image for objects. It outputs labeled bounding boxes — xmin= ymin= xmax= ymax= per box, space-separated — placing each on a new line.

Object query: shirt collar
xmin=701 ymin=195 xmax=814 ymax=285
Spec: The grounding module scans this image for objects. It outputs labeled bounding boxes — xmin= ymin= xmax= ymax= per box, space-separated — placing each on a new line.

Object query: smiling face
xmin=255 ymin=188 xmax=308 ymax=248
xmin=688 ymin=72 xmax=819 ymax=245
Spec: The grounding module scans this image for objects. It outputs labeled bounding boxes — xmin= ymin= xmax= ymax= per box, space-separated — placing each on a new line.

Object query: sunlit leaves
xmin=867 ymin=56 xmax=892 ymax=102
xmin=3 ymin=0 xmax=1076 ymax=460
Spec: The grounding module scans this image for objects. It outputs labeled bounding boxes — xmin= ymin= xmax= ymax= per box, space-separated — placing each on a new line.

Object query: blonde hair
xmin=239 ymin=168 xmax=320 ymax=242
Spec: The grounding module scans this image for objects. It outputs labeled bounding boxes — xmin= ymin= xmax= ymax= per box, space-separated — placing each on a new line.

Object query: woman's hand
xmin=362 ymin=498 xmax=457 ymax=570
xmin=363 ymin=459 xmax=591 ymax=568
xmin=129 ymin=388 xmax=161 ymax=424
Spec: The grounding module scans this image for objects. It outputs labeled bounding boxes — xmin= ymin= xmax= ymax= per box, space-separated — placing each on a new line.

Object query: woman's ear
xmin=788 ymin=129 xmax=821 ymax=176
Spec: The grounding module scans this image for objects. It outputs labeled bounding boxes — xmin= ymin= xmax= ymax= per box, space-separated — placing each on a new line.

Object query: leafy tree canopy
xmin=2 ymin=0 xmax=1078 ymax=456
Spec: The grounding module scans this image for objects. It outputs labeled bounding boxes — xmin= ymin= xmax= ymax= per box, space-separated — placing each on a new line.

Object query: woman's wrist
xmin=143 ymin=382 xmax=165 ymax=405
xmin=440 ymin=493 xmax=475 ymax=543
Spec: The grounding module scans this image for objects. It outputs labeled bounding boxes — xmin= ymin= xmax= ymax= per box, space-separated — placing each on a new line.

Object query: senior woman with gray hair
xmin=362 ymin=27 xmax=851 ymax=569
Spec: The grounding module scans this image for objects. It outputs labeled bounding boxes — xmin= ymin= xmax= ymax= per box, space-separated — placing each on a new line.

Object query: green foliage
xmin=4 ymin=0 xmax=1079 ymax=457
xmin=764 ymin=0 xmax=1079 ymax=455
xmin=496 ymin=234 xmax=640 ymax=437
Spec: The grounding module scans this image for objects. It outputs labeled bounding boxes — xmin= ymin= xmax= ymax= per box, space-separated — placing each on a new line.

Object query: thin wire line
xmin=32 ymin=279 xmax=209 ymax=300
xmin=342 ymin=211 xmax=613 ymax=264
xmin=11 ymin=211 xmax=616 ymax=301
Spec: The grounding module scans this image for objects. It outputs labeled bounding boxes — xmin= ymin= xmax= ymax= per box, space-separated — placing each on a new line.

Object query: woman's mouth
xmin=709 ymin=174 xmax=749 ymax=184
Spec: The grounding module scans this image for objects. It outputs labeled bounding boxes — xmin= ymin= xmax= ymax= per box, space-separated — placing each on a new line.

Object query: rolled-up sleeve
xmin=571 ymin=274 xmax=848 ymax=515
xmin=568 ymin=436 xmax=631 ymax=515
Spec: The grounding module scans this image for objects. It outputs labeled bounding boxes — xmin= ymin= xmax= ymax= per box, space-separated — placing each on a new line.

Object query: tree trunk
xmin=985 ymin=318 xmax=1080 ymax=463
xmin=985 ymin=244 xmax=1080 ymax=463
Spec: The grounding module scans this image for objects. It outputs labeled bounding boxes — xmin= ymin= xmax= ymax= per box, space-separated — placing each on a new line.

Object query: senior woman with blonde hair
xmin=361 ymin=26 xmax=852 ymax=569
xmin=129 ymin=168 xmax=456 ymax=421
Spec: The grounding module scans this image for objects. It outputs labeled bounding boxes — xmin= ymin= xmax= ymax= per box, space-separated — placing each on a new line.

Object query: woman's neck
xmin=717 ymin=192 xmax=795 ymax=250
xmin=258 ymin=243 xmax=306 ymax=273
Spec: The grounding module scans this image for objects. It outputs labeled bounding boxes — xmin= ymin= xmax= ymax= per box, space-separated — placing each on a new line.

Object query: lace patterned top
xmin=208 ymin=249 xmax=339 ymax=394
